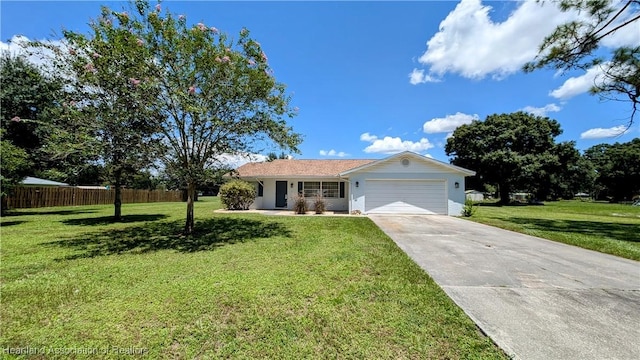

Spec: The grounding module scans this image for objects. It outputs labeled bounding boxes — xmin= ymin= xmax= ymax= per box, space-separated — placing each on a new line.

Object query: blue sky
xmin=2 ymin=0 xmax=639 ymax=163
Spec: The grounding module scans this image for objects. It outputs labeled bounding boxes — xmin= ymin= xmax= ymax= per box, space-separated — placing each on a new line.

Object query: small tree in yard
xmin=131 ymin=1 xmax=301 ymax=233
xmin=219 ymin=180 xmax=256 ymax=210
xmin=33 ymin=5 xmax=164 ymax=221
xmin=461 ymin=198 xmax=476 ymax=217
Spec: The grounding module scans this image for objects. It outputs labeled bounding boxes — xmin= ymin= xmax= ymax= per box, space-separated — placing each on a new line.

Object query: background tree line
xmin=445 ymin=112 xmax=639 ymax=203
xmin=1 ymin=0 xmax=301 ymax=233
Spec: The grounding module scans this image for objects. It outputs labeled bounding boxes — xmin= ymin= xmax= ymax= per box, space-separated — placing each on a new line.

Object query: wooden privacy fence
xmin=6 ymin=187 xmax=184 ymax=209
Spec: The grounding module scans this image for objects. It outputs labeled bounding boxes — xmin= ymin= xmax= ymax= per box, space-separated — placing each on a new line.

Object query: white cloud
xmin=423 ymin=112 xmax=479 ymax=133
xmin=520 ymin=103 xmax=561 ymax=117
xmin=0 ymin=35 xmax=30 ymax=55
xmin=360 ymin=133 xmax=434 ymax=154
xmin=549 ymin=61 xmax=637 ymax=100
xmin=409 ymin=68 xmax=441 ymax=84
xmin=580 ymin=125 xmax=629 ymax=139
xmin=0 ymin=35 xmax=64 ymax=71
xmin=216 ymin=153 xmax=268 ymax=168
xmin=360 ymin=132 xmax=378 ymax=142
xmin=549 ymin=65 xmax=606 ymax=99
xmin=416 ymin=0 xmax=573 ymax=80
xmin=319 ymin=149 xmax=349 ymax=157
xmin=598 ymin=2 xmax=640 ymax=48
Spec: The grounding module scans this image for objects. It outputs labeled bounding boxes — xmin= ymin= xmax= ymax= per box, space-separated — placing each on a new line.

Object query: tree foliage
xmin=0 ymin=129 xmax=32 ymax=214
xmin=0 ymin=53 xmax=69 ymax=179
xmin=0 ymin=53 xmax=61 ymax=152
xmin=267 ymin=152 xmax=289 ymax=161
xmin=445 ymin=112 xmax=583 ymax=203
xmin=35 ymin=6 xmax=165 ymax=220
xmin=524 ymin=0 xmax=640 ymax=124
xmin=584 ymin=138 xmax=640 ymax=201
xmin=127 ymin=1 xmax=301 ymax=233
xmin=219 ymin=180 xmax=256 ymax=210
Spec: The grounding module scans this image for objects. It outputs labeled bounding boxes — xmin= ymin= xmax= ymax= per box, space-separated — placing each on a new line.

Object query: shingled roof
xmin=235 ymin=159 xmax=376 ymax=177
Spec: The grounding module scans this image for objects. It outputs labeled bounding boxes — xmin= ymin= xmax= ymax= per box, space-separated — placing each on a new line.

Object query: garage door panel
xmin=365 ymin=180 xmax=446 ymax=214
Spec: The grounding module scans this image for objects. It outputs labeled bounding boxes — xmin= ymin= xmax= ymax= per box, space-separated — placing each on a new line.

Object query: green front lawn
xmin=469 ymin=200 xmax=640 ymax=261
xmin=1 ymin=198 xmax=506 ymax=359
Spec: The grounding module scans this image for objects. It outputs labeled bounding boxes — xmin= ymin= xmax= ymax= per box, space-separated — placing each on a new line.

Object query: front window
xmin=302 ymin=181 xmax=339 ymax=198
xmin=321 ymin=182 xmax=339 ymax=198
xmin=303 ymin=182 xmax=320 ymax=197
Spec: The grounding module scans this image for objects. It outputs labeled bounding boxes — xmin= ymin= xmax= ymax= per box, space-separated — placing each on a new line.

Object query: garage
xmin=339 ymin=151 xmax=475 ymax=216
xmin=365 ymin=179 xmax=447 ymax=214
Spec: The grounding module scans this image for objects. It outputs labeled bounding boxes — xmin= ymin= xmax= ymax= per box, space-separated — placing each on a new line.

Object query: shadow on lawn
xmin=3 ymin=209 xmax=99 ymax=217
xmin=48 ymin=216 xmax=291 ymax=260
xmin=506 ymin=217 xmax=640 ymax=243
xmin=62 ymin=214 xmax=167 ymax=226
xmin=0 ymin=220 xmax=25 ymax=227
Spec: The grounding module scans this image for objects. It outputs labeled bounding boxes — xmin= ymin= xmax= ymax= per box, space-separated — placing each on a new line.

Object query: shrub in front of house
xmin=461 ymin=198 xmax=476 ymax=217
xmin=314 ymin=195 xmax=326 ymax=214
xmin=294 ymin=195 xmax=307 ymax=214
xmin=219 ymin=180 xmax=256 ymax=210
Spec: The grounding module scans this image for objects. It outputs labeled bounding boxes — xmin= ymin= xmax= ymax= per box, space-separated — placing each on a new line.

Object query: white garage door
xmin=365 ymin=180 xmax=447 ymax=214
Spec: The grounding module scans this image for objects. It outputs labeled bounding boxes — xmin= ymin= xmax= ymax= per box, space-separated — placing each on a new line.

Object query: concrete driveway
xmin=369 ymin=215 xmax=640 ymax=360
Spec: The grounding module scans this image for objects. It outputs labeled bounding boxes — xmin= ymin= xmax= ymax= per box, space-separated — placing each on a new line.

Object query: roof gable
xmin=339 ymin=151 xmax=475 ymax=176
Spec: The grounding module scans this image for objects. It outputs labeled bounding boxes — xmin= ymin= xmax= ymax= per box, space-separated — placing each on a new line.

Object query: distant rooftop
xmin=20 ymin=176 xmax=69 ymax=186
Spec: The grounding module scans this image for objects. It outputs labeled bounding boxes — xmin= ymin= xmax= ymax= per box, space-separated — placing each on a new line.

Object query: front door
xmin=275 ymin=181 xmax=288 ymax=208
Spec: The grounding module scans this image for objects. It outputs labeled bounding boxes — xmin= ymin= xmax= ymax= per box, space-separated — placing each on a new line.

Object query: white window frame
xmin=302 ymin=181 xmax=339 ymax=198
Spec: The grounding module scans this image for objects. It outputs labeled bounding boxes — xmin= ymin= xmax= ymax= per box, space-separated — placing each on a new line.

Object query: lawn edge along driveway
xmin=370 ymin=214 xmax=640 ymax=360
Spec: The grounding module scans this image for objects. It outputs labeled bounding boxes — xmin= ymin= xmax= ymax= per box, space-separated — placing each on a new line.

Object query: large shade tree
xmin=130 ymin=1 xmax=301 ymax=233
xmin=524 ymin=0 xmax=640 ymax=124
xmin=445 ymin=112 xmax=581 ymax=203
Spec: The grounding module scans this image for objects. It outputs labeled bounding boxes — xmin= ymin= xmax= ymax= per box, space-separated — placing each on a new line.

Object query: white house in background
xmin=233 ymin=151 xmax=475 ymax=216
xmin=465 ymin=190 xmax=485 ymax=202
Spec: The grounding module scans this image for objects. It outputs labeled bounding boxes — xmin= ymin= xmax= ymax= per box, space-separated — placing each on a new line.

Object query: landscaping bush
xmin=313 ymin=195 xmax=326 ymax=214
xmin=462 ymin=198 xmax=476 ymax=217
xmin=293 ymin=195 xmax=307 ymax=214
xmin=219 ymin=180 xmax=256 ymax=210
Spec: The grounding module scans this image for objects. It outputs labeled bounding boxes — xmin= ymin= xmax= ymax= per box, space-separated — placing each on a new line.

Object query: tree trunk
xmin=184 ymin=182 xmax=196 ymax=234
xmin=114 ymin=169 xmax=122 ymax=221
xmin=1 ymin=194 xmax=7 ymax=216
xmin=498 ymin=183 xmax=511 ymax=205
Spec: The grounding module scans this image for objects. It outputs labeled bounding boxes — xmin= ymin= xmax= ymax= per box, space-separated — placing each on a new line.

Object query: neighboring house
xmin=20 ymin=176 xmax=70 ymax=187
xmin=574 ymin=192 xmax=590 ymax=199
xmin=465 ymin=190 xmax=485 ymax=202
xmin=511 ymin=192 xmax=530 ymax=202
xmin=233 ymin=151 xmax=475 ymax=216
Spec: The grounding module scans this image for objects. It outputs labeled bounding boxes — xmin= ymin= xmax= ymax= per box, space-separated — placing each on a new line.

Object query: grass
xmin=1 ymin=197 xmax=506 ymax=359
xmin=469 ymin=200 xmax=640 ymax=261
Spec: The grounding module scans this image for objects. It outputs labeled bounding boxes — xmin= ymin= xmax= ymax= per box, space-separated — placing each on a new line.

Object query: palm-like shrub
xmin=294 ymin=195 xmax=307 ymax=214
xmin=314 ymin=195 xmax=326 ymax=214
